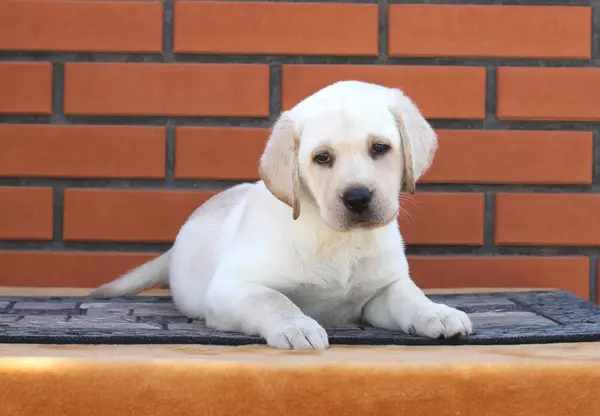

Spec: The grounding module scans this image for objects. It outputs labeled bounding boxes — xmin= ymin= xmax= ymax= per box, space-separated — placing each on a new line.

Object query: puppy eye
xmin=314 ymin=152 xmax=332 ymax=165
xmin=371 ymin=143 xmax=390 ymax=156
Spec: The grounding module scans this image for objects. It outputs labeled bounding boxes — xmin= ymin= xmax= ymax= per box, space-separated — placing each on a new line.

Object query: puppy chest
xmin=285 ymin=266 xmax=382 ymax=325
xmin=288 ymin=284 xmax=373 ymax=325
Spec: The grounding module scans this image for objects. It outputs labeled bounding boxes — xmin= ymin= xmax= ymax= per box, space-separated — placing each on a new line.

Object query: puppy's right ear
xmin=259 ymin=112 xmax=301 ymax=220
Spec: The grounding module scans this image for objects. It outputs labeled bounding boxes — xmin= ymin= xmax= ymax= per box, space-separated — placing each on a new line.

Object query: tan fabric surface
xmin=0 ymin=343 xmax=599 ymax=416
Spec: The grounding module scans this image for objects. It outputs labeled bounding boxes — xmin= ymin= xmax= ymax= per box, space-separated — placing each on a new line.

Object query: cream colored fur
xmin=90 ymin=81 xmax=472 ymax=350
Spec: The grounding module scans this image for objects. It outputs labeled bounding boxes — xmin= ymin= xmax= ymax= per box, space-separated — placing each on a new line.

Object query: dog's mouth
xmin=319 ymin=202 xmax=396 ymax=232
xmin=343 ymin=212 xmax=389 ymax=230
xmin=348 ymin=208 xmax=399 ymax=230
xmin=353 ymin=216 xmax=374 ymax=226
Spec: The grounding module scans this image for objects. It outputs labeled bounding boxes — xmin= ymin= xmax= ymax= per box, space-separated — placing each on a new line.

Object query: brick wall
xmin=0 ymin=0 xmax=598 ymax=301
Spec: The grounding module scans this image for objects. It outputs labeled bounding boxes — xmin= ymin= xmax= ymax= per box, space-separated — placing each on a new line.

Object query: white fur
xmin=90 ymin=81 xmax=472 ymax=350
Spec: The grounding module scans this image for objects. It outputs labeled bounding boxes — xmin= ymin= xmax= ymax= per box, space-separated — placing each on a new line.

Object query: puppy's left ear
xmin=388 ymin=89 xmax=438 ymax=194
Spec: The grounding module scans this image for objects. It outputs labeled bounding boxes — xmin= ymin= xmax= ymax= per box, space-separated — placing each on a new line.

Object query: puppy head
xmin=259 ymin=81 xmax=437 ymax=231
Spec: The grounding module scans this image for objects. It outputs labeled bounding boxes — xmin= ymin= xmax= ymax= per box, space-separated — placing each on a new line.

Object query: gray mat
xmin=0 ymin=290 xmax=599 ymax=346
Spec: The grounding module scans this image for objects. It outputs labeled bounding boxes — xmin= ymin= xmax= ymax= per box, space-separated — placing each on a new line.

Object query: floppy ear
xmin=388 ymin=89 xmax=438 ymax=194
xmin=258 ymin=112 xmax=302 ymax=220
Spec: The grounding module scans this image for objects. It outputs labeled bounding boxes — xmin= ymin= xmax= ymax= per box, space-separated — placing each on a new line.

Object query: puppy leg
xmin=363 ymin=277 xmax=472 ymax=339
xmin=205 ymin=280 xmax=329 ymax=350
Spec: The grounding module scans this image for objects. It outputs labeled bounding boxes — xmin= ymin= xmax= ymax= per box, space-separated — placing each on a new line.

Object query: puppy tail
xmin=88 ymin=249 xmax=172 ymax=297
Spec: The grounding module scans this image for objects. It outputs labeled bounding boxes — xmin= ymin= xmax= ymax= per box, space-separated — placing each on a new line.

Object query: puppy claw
xmin=403 ymin=303 xmax=472 ymax=339
xmin=265 ymin=317 xmax=329 ymax=350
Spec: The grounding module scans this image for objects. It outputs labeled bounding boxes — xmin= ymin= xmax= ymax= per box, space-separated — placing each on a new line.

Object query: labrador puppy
xmin=90 ymin=80 xmax=472 ymax=350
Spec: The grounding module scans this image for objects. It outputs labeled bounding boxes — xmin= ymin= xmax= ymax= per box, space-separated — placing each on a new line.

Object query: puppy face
xmin=298 ymin=109 xmax=402 ymax=230
xmin=259 ymin=81 xmax=437 ymax=231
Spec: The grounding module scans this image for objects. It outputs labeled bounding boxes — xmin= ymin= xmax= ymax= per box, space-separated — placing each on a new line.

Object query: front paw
xmin=404 ymin=303 xmax=472 ymax=339
xmin=264 ymin=317 xmax=330 ymax=350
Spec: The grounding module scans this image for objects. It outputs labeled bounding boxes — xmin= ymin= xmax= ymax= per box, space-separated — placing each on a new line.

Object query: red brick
xmin=495 ymin=194 xmax=600 ymax=246
xmin=389 ymin=5 xmax=591 ymax=59
xmin=0 ymin=251 xmax=158 ymax=288
xmin=63 ymin=189 xmax=217 ymax=243
xmin=0 ymin=125 xmax=165 ymax=179
xmin=64 ymin=63 xmax=270 ymax=117
xmin=0 ymin=62 xmax=52 ymax=114
xmin=409 ymin=256 xmax=589 ymax=299
xmin=0 ymin=0 xmax=163 ymax=53
xmin=0 ymin=187 xmax=53 ymax=241
xmin=175 ymin=1 xmax=378 ymax=56
xmin=497 ymin=67 xmax=600 ymax=121
xmin=422 ymin=130 xmax=593 ymax=185
xmin=282 ymin=65 xmax=486 ymax=119
xmin=401 ymin=193 xmax=484 ymax=246
xmin=175 ymin=127 xmax=268 ymax=180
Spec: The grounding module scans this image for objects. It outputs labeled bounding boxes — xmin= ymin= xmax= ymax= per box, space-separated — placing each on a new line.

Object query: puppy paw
xmin=404 ymin=303 xmax=472 ymax=339
xmin=265 ymin=317 xmax=329 ymax=350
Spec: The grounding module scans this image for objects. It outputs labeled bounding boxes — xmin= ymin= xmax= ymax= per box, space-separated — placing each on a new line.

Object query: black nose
xmin=342 ymin=187 xmax=373 ymax=214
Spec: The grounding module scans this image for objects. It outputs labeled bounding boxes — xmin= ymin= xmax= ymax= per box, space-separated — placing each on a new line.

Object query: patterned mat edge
xmin=0 ymin=290 xmax=598 ymax=346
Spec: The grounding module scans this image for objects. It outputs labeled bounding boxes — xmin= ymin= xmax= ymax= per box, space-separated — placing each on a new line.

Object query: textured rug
xmin=0 ymin=290 xmax=599 ymax=346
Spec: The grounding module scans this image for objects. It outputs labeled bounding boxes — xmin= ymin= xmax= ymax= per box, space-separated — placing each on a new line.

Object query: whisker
xmin=398 ymin=208 xmax=416 ymax=223
xmin=399 ymin=193 xmax=420 ymax=205
xmin=398 ymin=193 xmax=421 ymax=219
